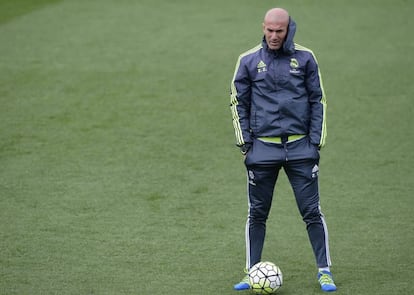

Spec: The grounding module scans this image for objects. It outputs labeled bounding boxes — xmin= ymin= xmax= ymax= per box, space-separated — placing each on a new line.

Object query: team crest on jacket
xmin=257 ymin=60 xmax=267 ymax=73
xmin=289 ymin=58 xmax=300 ymax=74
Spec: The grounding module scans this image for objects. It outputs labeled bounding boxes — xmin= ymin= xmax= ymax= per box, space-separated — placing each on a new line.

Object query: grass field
xmin=1 ymin=0 xmax=413 ymax=294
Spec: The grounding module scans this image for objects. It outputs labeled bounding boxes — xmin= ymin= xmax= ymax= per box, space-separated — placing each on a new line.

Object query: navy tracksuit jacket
xmin=230 ymin=17 xmax=332 ymax=269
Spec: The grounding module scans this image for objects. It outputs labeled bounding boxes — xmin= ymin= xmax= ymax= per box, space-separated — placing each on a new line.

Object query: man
xmin=229 ymin=8 xmax=337 ymax=292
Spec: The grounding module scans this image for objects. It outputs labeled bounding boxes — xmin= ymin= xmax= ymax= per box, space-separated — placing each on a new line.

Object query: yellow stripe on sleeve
xmin=295 ymin=43 xmax=327 ymax=147
xmin=229 ymin=44 xmax=262 ymax=146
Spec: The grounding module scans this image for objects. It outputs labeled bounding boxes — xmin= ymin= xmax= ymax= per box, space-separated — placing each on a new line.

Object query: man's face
xmin=263 ymin=20 xmax=288 ymax=50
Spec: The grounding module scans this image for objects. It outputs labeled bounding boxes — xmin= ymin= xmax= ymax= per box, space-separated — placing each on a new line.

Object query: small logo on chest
xmin=289 ymin=58 xmax=300 ymax=74
xmin=257 ymin=60 xmax=267 ymax=73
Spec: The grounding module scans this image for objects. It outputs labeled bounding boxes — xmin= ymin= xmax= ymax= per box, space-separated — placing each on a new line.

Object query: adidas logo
xmin=248 ymin=170 xmax=256 ymax=186
xmin=257 ymin=60 xmax=266 ymax=68
xmin=312 ymin=164 xmax=319 ymax=178
xmin=257 ymin=60 xmax=267 ymax=73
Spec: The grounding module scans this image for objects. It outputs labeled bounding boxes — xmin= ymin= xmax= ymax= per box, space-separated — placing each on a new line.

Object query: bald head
xmin=264 ymin=8 xmax=289 ymax=25
xmin=262 ymin=8 xmax=290 ymax=51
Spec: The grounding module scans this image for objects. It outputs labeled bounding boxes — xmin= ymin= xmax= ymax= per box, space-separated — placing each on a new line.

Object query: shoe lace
xmin=319 ymin=273 xmax=334 ymax=286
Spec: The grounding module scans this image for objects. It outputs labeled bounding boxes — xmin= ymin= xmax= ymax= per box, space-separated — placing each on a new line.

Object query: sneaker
xmin=318 ymin=271 xmax=337 ymax=292
xmin=233 ymin=274 xmax=250 ymax=291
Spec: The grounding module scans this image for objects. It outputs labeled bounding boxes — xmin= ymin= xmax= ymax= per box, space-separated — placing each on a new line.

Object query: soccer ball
xmin=248 ymin=261 xmax=283 ymax=294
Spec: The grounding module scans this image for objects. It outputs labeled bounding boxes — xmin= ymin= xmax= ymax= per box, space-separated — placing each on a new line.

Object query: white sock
xmin=318 ymin=267 xmax=330 ymax=273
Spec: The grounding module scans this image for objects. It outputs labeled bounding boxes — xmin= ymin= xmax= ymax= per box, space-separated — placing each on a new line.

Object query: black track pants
xmin=243 ymin=137 xmax=332 ymax=269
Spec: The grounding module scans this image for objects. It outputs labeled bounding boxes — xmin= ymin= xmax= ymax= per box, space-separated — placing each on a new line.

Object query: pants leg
xmin=283 ymin=159 xmax=332 ymax=267
xmin=245 ymin=165 xmax=281 ymax=269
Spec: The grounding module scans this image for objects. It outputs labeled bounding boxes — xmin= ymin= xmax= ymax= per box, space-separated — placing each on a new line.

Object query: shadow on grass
xmin=0 ymin=0 xmax=62 ymax=25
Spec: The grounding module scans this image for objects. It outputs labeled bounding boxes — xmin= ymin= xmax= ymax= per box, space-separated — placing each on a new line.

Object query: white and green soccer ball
xmin=248 ymin=261 xmax=283 ymax=294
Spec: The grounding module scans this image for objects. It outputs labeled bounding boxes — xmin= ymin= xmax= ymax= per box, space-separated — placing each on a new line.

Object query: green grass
xmin=1 ymin=0 xmax=413 ymax=294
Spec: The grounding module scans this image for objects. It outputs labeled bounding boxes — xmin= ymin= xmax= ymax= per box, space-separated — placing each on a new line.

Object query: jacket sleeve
xmin=305 ymin=53 xmax=327 ymax=148
xmin=230 ymin=55 xmax=252 ymax=147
